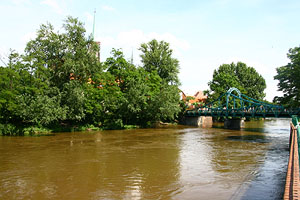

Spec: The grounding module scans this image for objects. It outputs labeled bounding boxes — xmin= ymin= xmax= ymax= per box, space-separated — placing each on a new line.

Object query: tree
xmin=146 ymin=84 xmax=181 ymax=123
xmin=24 ymin=16 xmax=101 ymax=89
xmin=84 ymin=71 xmax=124 ymax=127
xmin=235 ymin=62 xmax=266 ymax=99
xmin=102 ymin=47 xmax=181 ymax=126
xmin=139 ymin=39 xmax=180 ymax=85
xmin=15 ymin=89 xmax=67 ymax=126
xmin=0 ymin=18 xmax=183 ymax=131
xmin=21 ymin=16 xmax=102 ymax=124
xmin=103 ymin=49 xmax=152 ymax=126
xmin=139 ymin=39 xmax=181 ymax=123
xmin=274 ymin=46 xmax=300 ymax=107
xmin=0 ymin=50 xmax=23 ymax=123
xmin=207 ymin=62 xmax=266 ymax=102
xmin=105 ymin=49 xmax=136 ymax=92
xmin=0 ymin=66 xmax=20 ymax=123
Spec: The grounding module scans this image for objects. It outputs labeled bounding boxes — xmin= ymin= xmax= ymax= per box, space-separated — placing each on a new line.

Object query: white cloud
xmin=94 ymin=30 xmax=282 ymax=101
xmin=101 ymin=5 xmax=115 ymax=11
xmin=220 ymin=56 xmax=270 ymax=75
xmin=0 ymin=47 xmax=9 ymax=67
xmin=147 ymin=32 xmax=191 ymax=53
xmin=84 ymin=12 xmax=94 ymax=23
xmin=95 ymin=29 xmax=190 ymax=64
xmin=95 ymin=30 xmax=194 ymax=96
xmin=40 ymin=0 xmax=63 ymax=14
xmin=265 ymin=80 xmax=283 ymax=102
xmin=21 ymin=31 xmax=36 ymax=45
xmin=178 ymin=54 xmax=285 ymax=102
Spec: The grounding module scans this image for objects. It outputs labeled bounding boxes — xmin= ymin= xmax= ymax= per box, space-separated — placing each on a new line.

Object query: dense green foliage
xmin=206 ymin=62 xmax=266 ymax=103
xmin=139 ymin=39 xmax=180 ymax=85
xmin=274 ymin=46 xmax=300 ymax=107
xmin=0 ymin=17 xmax=181 ymax=135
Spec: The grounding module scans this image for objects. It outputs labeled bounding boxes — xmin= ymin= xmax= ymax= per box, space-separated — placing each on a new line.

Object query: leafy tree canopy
xmin=274 ymin=46 xmax=300 ymax=107
xmin=139 ymin=39 xmax=180 ymax=85
xmin=24 ymin=16 xmax=101 ymax=89
xmin=206 ymin=62 xmax=266 ymax=103
xmin=0 ymin=17 xmax=182 ymax=132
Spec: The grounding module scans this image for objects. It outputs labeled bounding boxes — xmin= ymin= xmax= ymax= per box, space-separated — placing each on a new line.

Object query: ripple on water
xmin=0 ymin=119 xmax=291 ymax=200
xmin=226 ymin=135 xmax=271 ymax=143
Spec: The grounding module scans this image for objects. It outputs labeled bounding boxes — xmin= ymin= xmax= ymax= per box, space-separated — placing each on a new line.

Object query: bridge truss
xmin=185 ymin=88 xmax=300 ymax=118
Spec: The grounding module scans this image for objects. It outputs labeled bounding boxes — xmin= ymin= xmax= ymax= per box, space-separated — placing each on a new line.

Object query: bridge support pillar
xmin=224 ymin=119 xmax=244 ymax=129
xmin=181 ymin=116 xmax=212 ymax=127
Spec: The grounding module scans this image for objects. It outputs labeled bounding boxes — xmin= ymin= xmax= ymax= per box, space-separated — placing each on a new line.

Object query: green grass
xmin=124 ymin=125 xmax=139 ymax=129
xmin=0 ymin=123 xmax=103 ymax=136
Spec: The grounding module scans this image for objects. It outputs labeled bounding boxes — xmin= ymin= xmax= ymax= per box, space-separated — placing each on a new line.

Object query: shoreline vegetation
xmin=0 ymin=16 xmax=184 ymax=136
xmin=1 ymin=16 xmax=295 ymax=136
xmin=0 ymin=122 xmax=179 ymax=136
xmin=0 ymin=123 xmax=136 ymax=136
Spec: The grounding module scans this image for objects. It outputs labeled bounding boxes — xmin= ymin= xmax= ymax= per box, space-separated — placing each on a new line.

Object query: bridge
xmin=185 ymin=87 xmax=300 ymax=118
xmin=182 ymin=88 xmax=300 ymax=199
xmin=183 ymin=88 xmax=300 ymax=199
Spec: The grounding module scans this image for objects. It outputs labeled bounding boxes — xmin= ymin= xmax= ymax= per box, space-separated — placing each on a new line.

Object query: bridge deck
xmin=184 ymin=87 xmax=300 ymax=118
xmin=186 ymin=108 xmax=298 ymax=118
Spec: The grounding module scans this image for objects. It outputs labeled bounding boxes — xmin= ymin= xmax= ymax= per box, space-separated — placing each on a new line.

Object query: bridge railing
xmin=284 ymin=116 xmax=300 ymax=200
xmin=185 ymin=88 xmax=300 ymax=118
xmin=185 ymin=105 xmax=300 ymax=118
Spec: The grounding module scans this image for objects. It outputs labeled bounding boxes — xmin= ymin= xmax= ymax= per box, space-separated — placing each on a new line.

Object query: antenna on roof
xmin=92 ymin=8 xmax=96 ymax=40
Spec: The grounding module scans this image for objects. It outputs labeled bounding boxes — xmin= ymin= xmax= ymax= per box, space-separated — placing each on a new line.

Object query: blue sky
xmin=1 ymin=0 xmax=300 ymax=101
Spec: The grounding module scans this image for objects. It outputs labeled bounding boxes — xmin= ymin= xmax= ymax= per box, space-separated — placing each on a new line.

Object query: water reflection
xmin=0 ymin=129 xmax=182 ymax=200
xmin=238 ymin=119 xmax=290 ymax=200
xmin=226 ymin=135 xmax=270 ymax=143
xmin=176 ymin=126 xmax=269 ymax=199
xmin=0 ymin=119 xmax=290 ymax=200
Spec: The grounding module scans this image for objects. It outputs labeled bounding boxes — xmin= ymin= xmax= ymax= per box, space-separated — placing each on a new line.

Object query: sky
xmin=1 ymin=0 xmax=300 ymax=101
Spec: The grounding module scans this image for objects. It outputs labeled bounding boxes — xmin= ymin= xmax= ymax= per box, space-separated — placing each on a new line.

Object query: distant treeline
xmin=0 ymin=16 xmax=183 ymax=135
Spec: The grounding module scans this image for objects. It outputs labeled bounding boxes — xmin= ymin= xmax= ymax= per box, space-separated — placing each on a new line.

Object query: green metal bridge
xmin=185 ymin=88 xmax=300 ymax=118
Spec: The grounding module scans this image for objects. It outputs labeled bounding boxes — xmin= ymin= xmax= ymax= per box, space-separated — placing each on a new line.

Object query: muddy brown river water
xmin=0 ymin=119 xmax=290 ymax=199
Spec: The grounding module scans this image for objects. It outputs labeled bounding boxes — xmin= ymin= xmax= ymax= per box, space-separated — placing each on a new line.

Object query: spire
xmin=92 ymin=9 xmax=96 ymax=40
xmin=131 ymin=47 xmax=133 ymax=65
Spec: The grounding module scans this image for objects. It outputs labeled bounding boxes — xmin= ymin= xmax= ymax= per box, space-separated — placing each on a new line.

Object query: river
xmin=0 ymin=118 xmax=290 ymax=200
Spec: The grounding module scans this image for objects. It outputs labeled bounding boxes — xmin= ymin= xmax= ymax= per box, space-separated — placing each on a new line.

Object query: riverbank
xmin=0 ymin=123 xmax=104 ymax=136
xmin=0 ymin=121 xmax=181 ymax=136
xmin=0 ymin=123 xmax=145 ymax=136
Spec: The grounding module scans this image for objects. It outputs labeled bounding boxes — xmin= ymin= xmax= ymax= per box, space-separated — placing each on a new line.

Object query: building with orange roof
xmin=181 ymin=90 xmax=207 ymax=109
